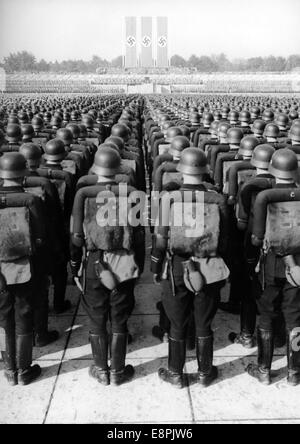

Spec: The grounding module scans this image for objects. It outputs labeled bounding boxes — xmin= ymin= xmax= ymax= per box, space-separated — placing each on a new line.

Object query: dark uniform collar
xmin=96 ymin=180 xmax=117 ymax=186
xmin=27 ymin=171 xmax=40 ymax=177
xmin=0 ymin=186 xmax=24 ymax=193
xmin=180 ymin=183 xmax=208 ymax=191
xmin=274 ymin=183 xmax=297 ymax=189
xmin=256 ymin=173 xmax=274 ymax=178
xmin=44 ymin=163 xmax=63 ymax=170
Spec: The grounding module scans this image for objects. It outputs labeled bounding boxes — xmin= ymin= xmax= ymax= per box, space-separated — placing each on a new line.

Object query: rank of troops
xmin=0 ymin=92 xmax=300 ymax=389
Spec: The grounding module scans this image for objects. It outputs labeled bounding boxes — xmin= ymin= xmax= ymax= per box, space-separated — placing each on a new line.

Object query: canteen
xmin=94 ymin=260 xmax=118 ymax=291
xmin=182 ymin=259 xmax=204 ymax=295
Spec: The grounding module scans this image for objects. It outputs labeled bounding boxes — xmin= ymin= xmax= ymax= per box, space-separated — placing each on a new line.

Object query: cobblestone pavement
xmin=1 ymin=238 xmax=300 ymax=424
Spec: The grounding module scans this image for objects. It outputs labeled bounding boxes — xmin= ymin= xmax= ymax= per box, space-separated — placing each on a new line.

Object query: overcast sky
xmin=0 ymin=0 xmax=299 ymax=62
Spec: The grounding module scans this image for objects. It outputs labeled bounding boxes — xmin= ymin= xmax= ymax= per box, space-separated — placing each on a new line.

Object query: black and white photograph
xmin=0 ymin=0 xmax=300 ymax=427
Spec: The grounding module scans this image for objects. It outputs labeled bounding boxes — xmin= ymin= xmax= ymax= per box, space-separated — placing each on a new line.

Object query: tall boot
xmin=186 ymin=315 xmax=196 ymax=351
xmin=110 ymin=333 xmax=134 ymax=386
xmin=247 ymin=328 xmax=274 ymax=385
xmin=1 ymin=331 xmax=17 ymax=386
xmin=16 ymin=334 xmax=41 ymax=386
xmin=34 ymin=294 xmax=59 ymax=347
xmin=158 ymin=337 xmax=186 ymax=388
xmin=89 ymin=333 xmax=110 ymax=386
xmin=228 ymin=276 xmax=257 ymax=349
xmin=196 ymin=335 xmax=218 ymax=387
xmin=274 ymin=314 xmax=286 ymax=348
xmin=53 ymin=263 xmax=71 ymax=314
xmin=287 ymin=329 xmax=300 ymax=386
xmin=152 ymin=302 xmax=170 ymax=343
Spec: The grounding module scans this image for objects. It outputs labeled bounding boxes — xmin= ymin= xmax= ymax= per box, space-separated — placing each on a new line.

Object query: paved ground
xmin=1 ymin=240 xmax=300 ymax=424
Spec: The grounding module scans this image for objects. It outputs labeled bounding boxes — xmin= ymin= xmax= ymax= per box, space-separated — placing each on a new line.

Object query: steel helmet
xmin=239 ymin=110 xmax=251 ymax=123
xmin=209 ymin=121 xmax=220 ymax=137
xmin=51 ymin=115 xmax=62 ymax=128
xmin=56 ymin=128 xmax=73 ymax=145
xmin=96 ymin=111 xmax=104 ymax=122
xmin=21 ymin=124 xmax=35 ymax=141
xmin=162 ymin=120 xmax=174 ymax=130
xmin=269 ymin=149 xmax=298 ymax=180
xmin=105 ymin=136 xmax=125 ymax=151
xmin=54 ymin=110 xmax=63 ymax=120
xmin=111 ymin=123 xmax=129 ymax=141
xmin=218 ymin=122 xmax=231 ymax=138
xmin=44 ymin=139 xmax=67 ymax=162
xmin=160 ymin=114 xmax=170 ymax=124
xmin=251 ymin=106 xmax=260 ymax=119
xmin=228 ymin=111 xmax=239 ymax=123
xmin=221 ymin=105 xmax=230 ymax=118
xmin=166 ymin=126 xmax=183 ymax=141
xmin=213 ymin=111 xmax=222 ymax=121
xmin=71 ymin=110 xmax=79 ymax=121
xmin=292 ymin=118 xmax=300 ymax=127
xmin=0 ymin=152 xmax=28 ymax=179
xmin=238 ymin=136 xmax=259 ymax=157
xmin=91 ymin=146 xmax=121 ymax=176
xmin=18 ymin=112 xmax=28 ymax=124
xmin=251 ymin=119 xmax=266 ymax=135
xmin=289 ymin=124 xmax=300 ymax=143
xmin=82 ymin=115 xmax=94 ymax=129
xmin=7 ymin=116 xmax=19 ymax=125
xmin=6 ymin=124 xmax=22 ymax=142
xmin=263 ymin=123 xmax=280 ymax=139
xmin=101 ymin=141 xmax=119 ymax=153
xmin=88 ymin=109 xmax=97 ymax=120
xmin=32 ymin=116 xmax=43 ymax=131
xmin=176 ymin=147 xmax=208 ymax=175
xmin=78 ymin=124 xmax=88 ymax=138
xmin=19 ymin=142 xmax=42 ymax=167
xmin=276 ymin=113 xmax=289 ymax=129
xmin=289 ymin=110 xmax=299 ymax=121
xmin=66 ymin=123 xmax=80 ymax=140
xmin=63 ymin=111 xmax=70 ymax=123
xmin=227 ymin=127 xmax=244 ymax=145
xmin=251 ymin=144 xmax=275 ymax=169
xmin=179 ymin=125 xmax=191 ymax=138
xmin=262 ymin=109 xmax=274 ymax=123
xmin=44 ymin=111 xmax=52 ymax=122
xmin=121 ymin=110 xmax=133 ymax=121
xmin=202 ymin=112 xmax=214 ymax=126
xmin=169 ymin=136 xmax=190 ymax=157
xmin=118 ymin=119 xmax=132 ymax=133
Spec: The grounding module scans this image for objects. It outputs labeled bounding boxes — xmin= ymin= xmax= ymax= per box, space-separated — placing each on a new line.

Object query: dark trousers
xmin=157 ymin=301 xmax=195 ymax=339
xmin=258 ymin=278 xmax=300 ymax=331
xmin=0 ymin=282 xmax=34 ymax=336
xmin=227 ymin=210 xmax=245 ymax=304
xmin=162 ymin=256 xmax=223 ymax=340
xmin=240 ymin=273 xmax=260 ymax=335
xmin=33 ymin=273 xmax=50 ymax=335
xmin=240 ymin=235 xmax=261 ymax=335
xmin=52 ymin=260 xmax=68 ymax=307
xmin=82 ymin=272 xmax=135 ymax=335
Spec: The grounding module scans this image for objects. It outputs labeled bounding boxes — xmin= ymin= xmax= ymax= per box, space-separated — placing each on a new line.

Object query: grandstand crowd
xmin=2 ymin=72 xmax=300 ymax=94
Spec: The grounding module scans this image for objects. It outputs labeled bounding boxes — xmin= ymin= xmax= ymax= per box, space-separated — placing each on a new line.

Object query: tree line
xmin=1 ymin=52 xmax=123 ymax=73
xmin=1 ymin=51 xmax=300 ymax=73
xmin=170 ymin=53 xmax=300 ymax=72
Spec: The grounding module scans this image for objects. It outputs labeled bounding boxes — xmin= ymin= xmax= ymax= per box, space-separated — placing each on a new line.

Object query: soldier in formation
xmin=0 ymin=93 xmax=299 ymax=390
